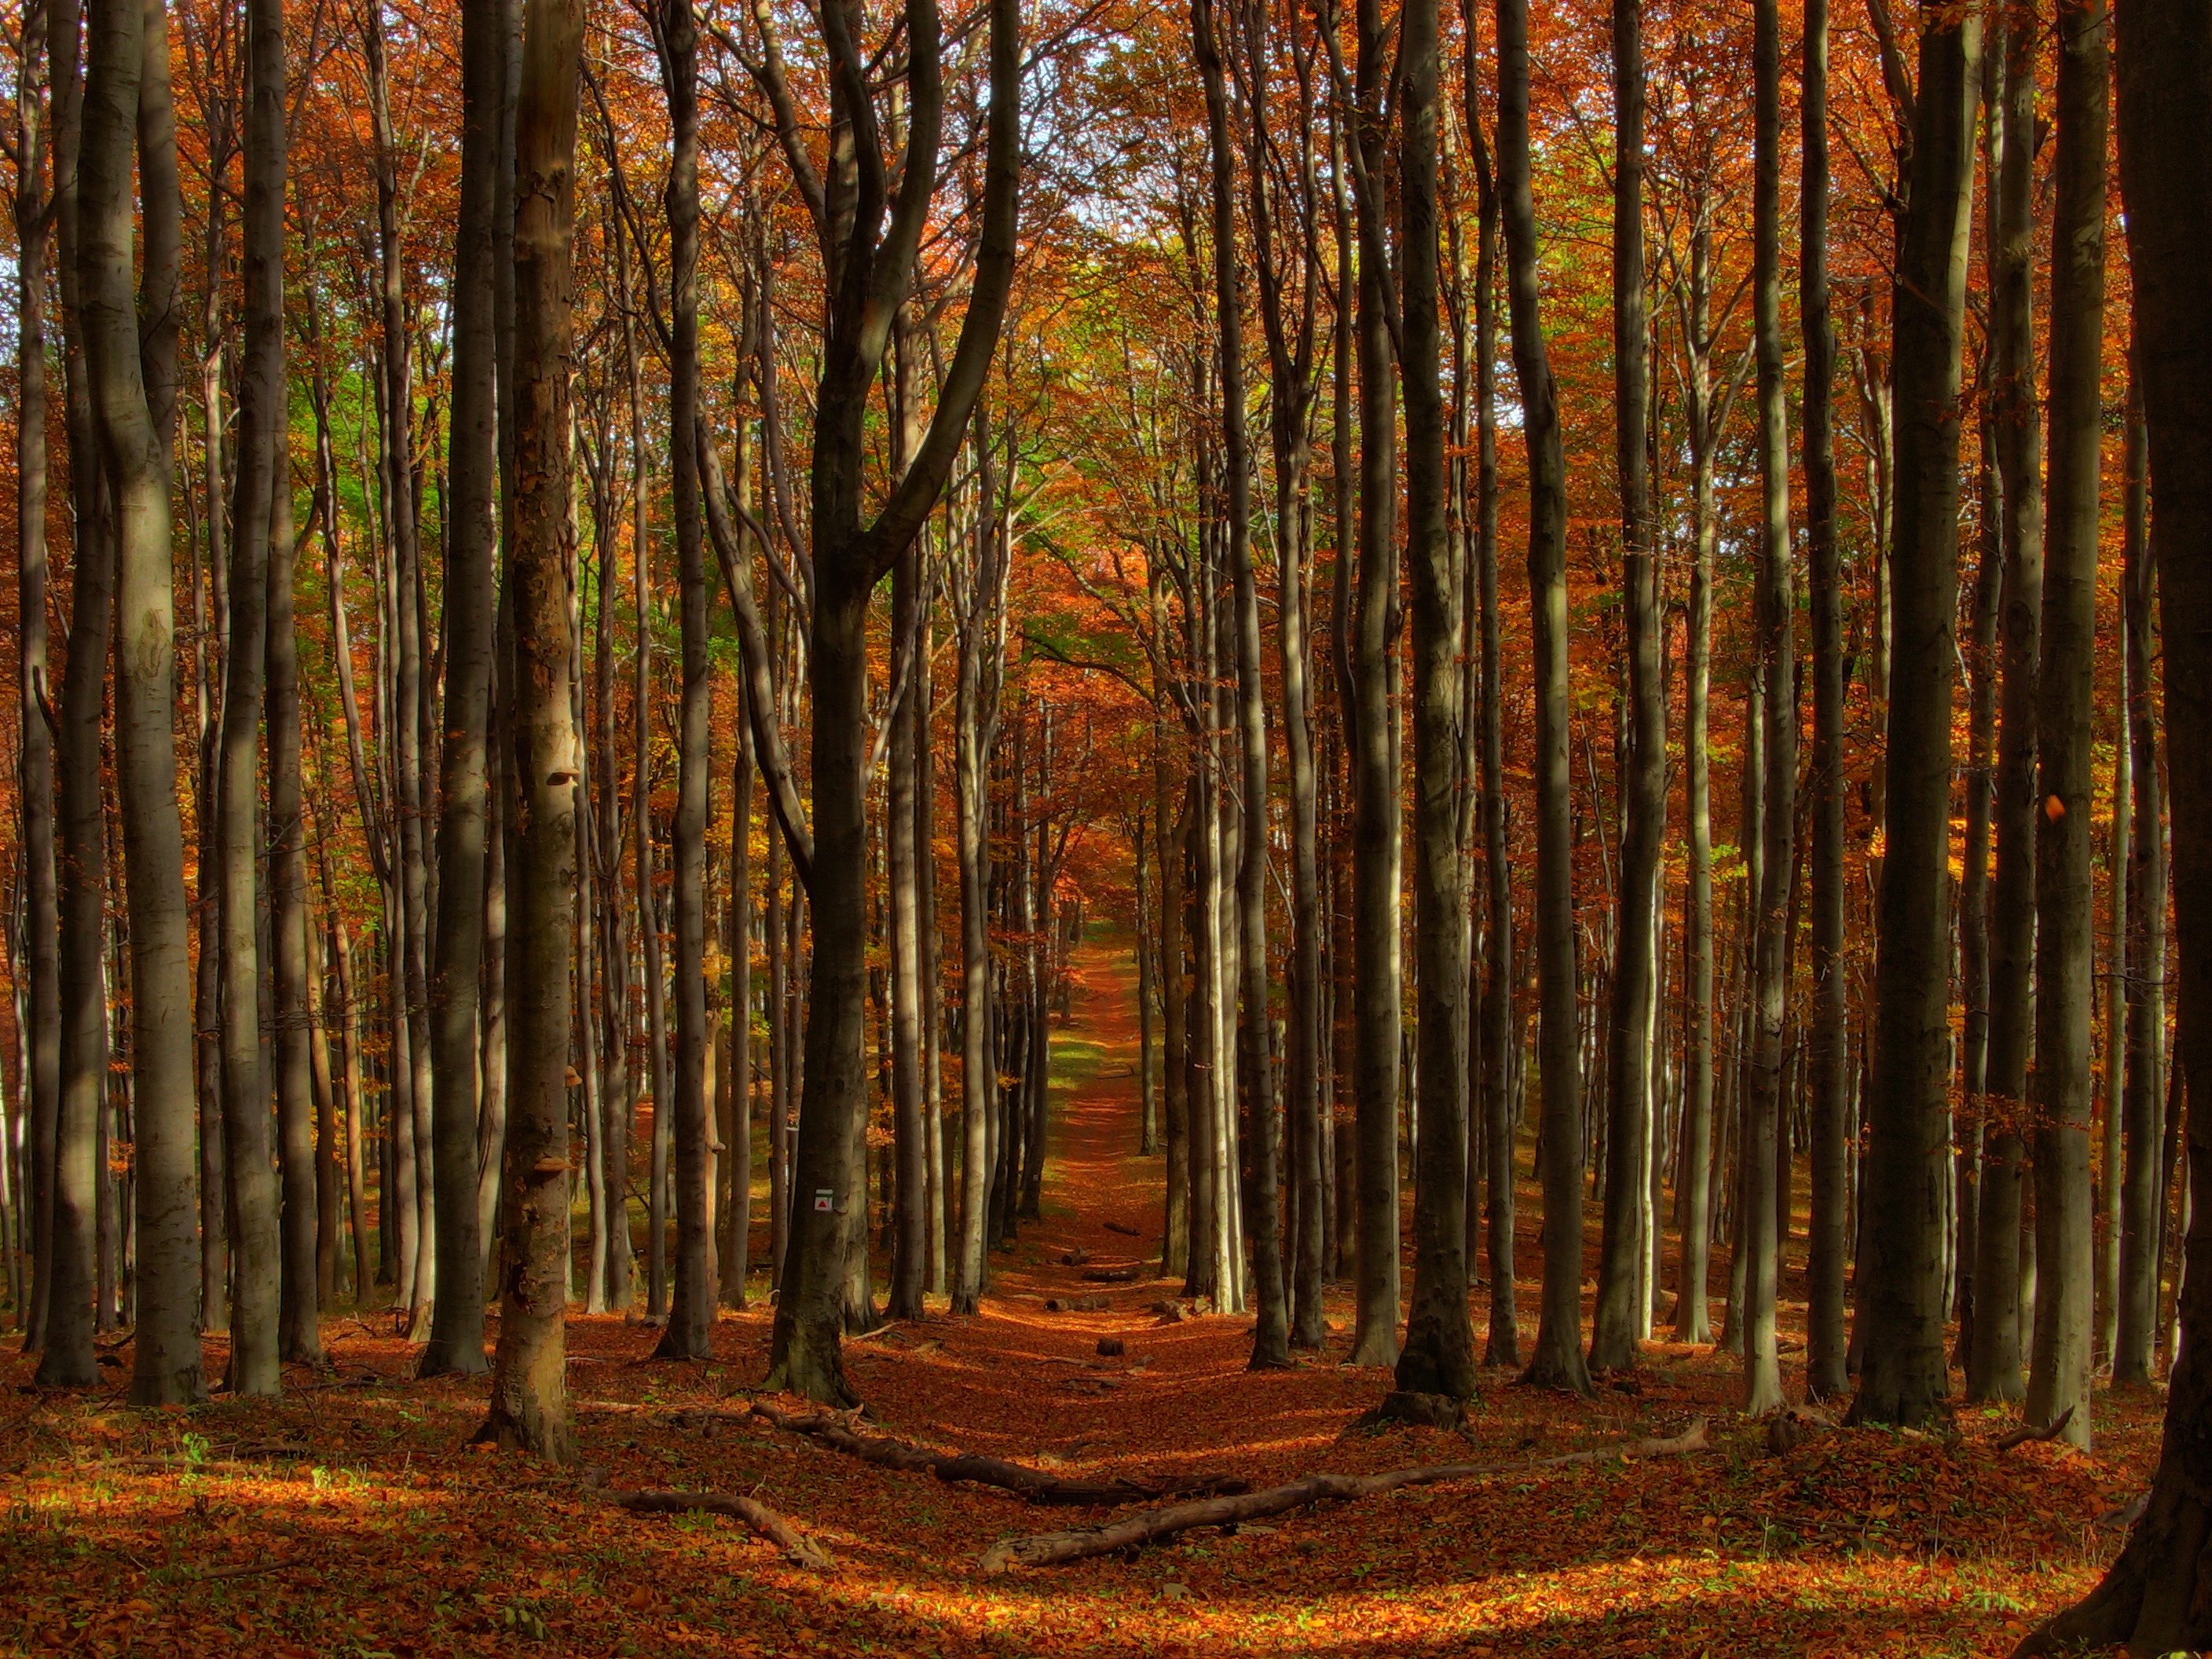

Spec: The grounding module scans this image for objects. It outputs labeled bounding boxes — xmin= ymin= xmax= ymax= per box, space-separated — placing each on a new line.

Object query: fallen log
xmin=616 ymin=1489 xmax=834 ymax=1571
xmin=1080 ymin=1268 xmax=1141 ymax=1284
xmin=977 ymin=1419 xmax=1710 ymax=1573
xmin=1046 ymin=1295 xmax=1109 ymax=1313
xmin=1995 ymin=1405 xmax=2076 ymax=1452
xmin=751 ymin=1402 xmax=1247 ymax=1507
xmin=1103 ymin=1221 xmax=1141 ymax=1237
xmin=1060 ymin=1248 xmax=1091 ymax=1267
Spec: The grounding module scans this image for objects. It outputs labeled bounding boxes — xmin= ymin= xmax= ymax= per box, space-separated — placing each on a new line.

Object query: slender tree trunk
xmin=1849 ymin=0 xmax=1980 ymax=1432
xmin=1499 ymin=0 xmax=1589 ymax=1397
xmin=1394 ymin=0 xmax=1474 ymax=1402
xmin=1740 ymin=0 xmax=1793 ymax=1419
xmin=1800 ymin=0 xmax=1847 ymax=1404
xmin=2116 ymin=366 xmax=2166 ymax=1387
xmin=419 ymin=0 xmax=507 ymax=1379
xmin=485 ymin=0 xmax=584 ymax=1463
xmin=2025 ymin=0 xmax=2105 ymax=1448
xmin=15 ymin=0 xmax=60 ymax=1361
xmin=81 ymin=0 xmax=200 ymax=1403
xmin=1591 ymin=0 xmax=1659 ymax=1379
xmin=1346 ymin=0 xmax=1401 ymax=1369
xmin=653 ymin=0 xmax=714 ymax=1361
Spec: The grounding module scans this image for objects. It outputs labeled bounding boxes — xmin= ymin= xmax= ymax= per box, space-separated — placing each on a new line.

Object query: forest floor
xmin=0 ymin=934 xmax=2165 ymax=1657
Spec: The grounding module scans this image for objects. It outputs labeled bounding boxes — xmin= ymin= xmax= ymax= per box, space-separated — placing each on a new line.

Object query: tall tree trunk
xmin=1970 ymin=9 xmax=2040 ymax=1405
xmin=485 ymin=0 xmax=584 ymax=1464
xmin=1346 ymin=0 xmax=1401 ymax=1369
xmin=82 ymin=0 xmax=200 ymax=1404
xmin=364 ymin=0 xmax=434 ymax=1339
xmin=15 ymin=0 xmax=60 ymax=1361
xmin=1499 ymin=0 xmax=1589 ymax=1397
xmin=1394 ymin=0 xmax=1474 ymax=1402
xmin=1591 ymin=0 xmax=1659 ymax=1379
xmin=267 ymin=450 xmax=321 ymax=1362
xmin=1800 ymin=0 xmax=1848 ymax=1404
xmin=211 ymin=0 xmax=285 ymax=1397
xmin=2025 ymin=0 xmax=2105 ymax=1448
xmin=2115 ymin=365 xmax=2166 ymax=1387
xmin=1741 ymin=0 xmax=1793 ymax=1419
xmin=1848 ymin=0 xmax=1980 ymax=1432
xmin=654 ymin=0 xmax=714 ymax=1361
xmin=420 ymin=0 xmax=507 ymax=1379
xmin=884 ymin=321 xmax=928 ymax=1324
xmin=2012 ymin=0 xmax=2212 ymax=1643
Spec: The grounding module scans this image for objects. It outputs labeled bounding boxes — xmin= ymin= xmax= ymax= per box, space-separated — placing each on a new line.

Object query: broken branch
xmin=615 ymin=1489 xmax=834 ymax=1572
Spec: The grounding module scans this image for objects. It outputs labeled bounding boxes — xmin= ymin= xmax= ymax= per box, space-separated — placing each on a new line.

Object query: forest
xmin=2 ymin=0 xmax=2211 ymax=1650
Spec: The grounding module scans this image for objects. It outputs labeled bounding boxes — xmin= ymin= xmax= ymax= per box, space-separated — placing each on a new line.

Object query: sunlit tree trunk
xmin=485 ymin=0 xmax=584 ymax=1463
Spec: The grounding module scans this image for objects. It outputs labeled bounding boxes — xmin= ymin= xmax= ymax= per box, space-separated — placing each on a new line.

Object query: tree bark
xmin=1849 ymin=0 xmax=1979 ymax=1432
xmin=1970 ymin=9 xmax=2039 ymax=1407
xmin=485 ymin=0 xmax=584 ymax=1464
xmin=1394 ymin=0 xmax=1474 ymax=1402
xmin=1590 ymin=0 xmax=1659 ymax=1379
xmin=2115 ymin=364 xmax=2166 ymax=1387
xmin=419 ymin=0 xmax=507 ymax=1379
xmin=2025 ymin=0 xmax=2105 ymax=1448
xmin=1498 ymin=0 xmax=1588 ymax=1397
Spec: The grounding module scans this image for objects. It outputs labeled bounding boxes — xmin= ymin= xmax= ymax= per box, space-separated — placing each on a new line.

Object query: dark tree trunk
xmin=1849 ymin=0 xmax=1980 ymax=1432
xmin=1499 ymin=0 xmax=1589 ymax=1397
xmin=1394 ymin=0 xmax=1474 ymax=1403
xmin=1800 ymin=0 xmax=1848 ymax=1404
xmin=1970 ymin=9 xmax=2039 ymax=1406
xmin=1590 ymin=0 xmax=1659 ymax=1379
xmin=1346 ymin=0 xmax=1401 ymax=1369
xmin=2116 ymin=366 xmax=2166 ymax=1387
xmin=2024 ymin=0 xmax=2106 ymax=1448
xmin=654 ymin=0 xmax=715 ymax=1362
xmin=2013 ymin=0 xmax=2211 ymax=1643
xmin=485 ymin=0 xmax=584 ymax=1465
xmin=419 ymin=0 xmax=507 ymax=1379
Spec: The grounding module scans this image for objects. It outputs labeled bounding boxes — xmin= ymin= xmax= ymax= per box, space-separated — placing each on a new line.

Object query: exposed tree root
xmin=977 ymin=1419 xmax=1711 ymax=1572
xmin=1994 ymin=1405 xmax=2075 ymax=1452
xmin=750 ymin=1401 xmax=1247 ymax=1507
xmin=616 ymin=1489 xmax=835 ymax=1571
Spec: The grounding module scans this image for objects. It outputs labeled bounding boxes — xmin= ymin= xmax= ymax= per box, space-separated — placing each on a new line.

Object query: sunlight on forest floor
xmin=0 ymin=939 xmax=2159 ymax=1657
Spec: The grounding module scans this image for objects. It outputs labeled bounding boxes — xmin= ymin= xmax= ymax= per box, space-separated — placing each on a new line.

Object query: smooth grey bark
xmin=2009 ymin=2 xmax=2211 ymax=1643
xmin=1849 ymin=0 xmax=1980 ymax=1432
xmin=363 ymin=0 xmax=434 ymax=1338
xmin=82 ymin=0 xmax=201 ymax=1404
xmin=1590 ymin=0 xmax=1659 ymax=1379
xmin=213 ymin=0 xmax=285 ymax=1397
xmin=1740 ymin=0 xmax=1792 ymax=1420
xmin=1970 ymin=11 xmax=2039 ymax=1405
xmin=485 ymin=0 xmax=583 ymax=1465
xmin=1345 ymin=0 xmax=1401 ymax=1369
xmin=14 ymin=0 xmax=60 ymax=1360
xmin=1394 ymin=0 xmax=1474 ymax=1403
xmin=2024 ymin=0 xmax=2105 ymax=1449
xmin=1499 ymin=0 xmax=1589 ymax=1398
xmin=654 ymin=0 xmax=715 ymax=1362
xmin=2115 ymin=368 xmax=2166 ymax=1387
xmin=419 ymin=0 xmax=507 ymax=1379
xmin=37 ymin=0 xmax=105 ymax=1390
xmin=1801 ymin=0 xmax=1848 ymax=1404
xmin=267 ymin=447 xmax=320 ymax=1362
xmin=884 ymin=323 xmax=928 ymax=1324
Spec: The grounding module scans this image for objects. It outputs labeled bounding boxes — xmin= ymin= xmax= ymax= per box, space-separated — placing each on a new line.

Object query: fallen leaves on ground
xmin=0 ymin=943 xmax=2155 ymax=1657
